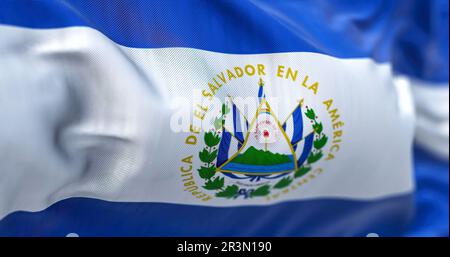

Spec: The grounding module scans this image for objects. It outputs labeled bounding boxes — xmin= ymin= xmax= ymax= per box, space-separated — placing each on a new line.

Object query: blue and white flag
xmin=0 ymin=0 xmax=448 ymax=237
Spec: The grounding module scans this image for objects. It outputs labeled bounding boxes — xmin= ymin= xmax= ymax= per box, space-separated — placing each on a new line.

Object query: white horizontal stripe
xmin=408 ymin=78 xmax=449 ymax=159
xmin=0 ymin=25 xmax=414 ymax=218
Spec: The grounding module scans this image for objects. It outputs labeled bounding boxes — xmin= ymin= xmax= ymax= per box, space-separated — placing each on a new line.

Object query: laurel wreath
xmin=197 ymin=104 xmax=328 ymax=199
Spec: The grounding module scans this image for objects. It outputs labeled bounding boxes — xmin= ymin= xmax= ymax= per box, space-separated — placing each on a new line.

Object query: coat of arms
xmin=197 ymin=78 xmax=328 ymax=199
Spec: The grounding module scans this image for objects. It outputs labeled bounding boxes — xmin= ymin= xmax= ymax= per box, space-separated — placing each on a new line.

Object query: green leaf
xmin=203 ymin=176 xmax=224 ymax=190
xmin=204 ymin=132 xmax=221 ymax=147
xmin=221 ymin=104 xmax=226 ymax=115
xmin=250 ymin=185 xmax=271 ymax=197
xmin=199 ymin=149 xmax=218 ymax=163
xmin=312 ymin=122 xmax=323 ymax=134
xmin=273 ymin=177 xmax=293 ymax=189
xmin=294 ymin=166 xmax=311 ymax=178
xmin=313 ymin=135 xmax=328 ymax=149
xmin=222 ymin=104 xmax=230 ymax=115
xmin=305 ymin=108 xmax=316 ymax=120
xmin=197 ymin=166 xmax=216 ymax=180
xmin=307 ymin=151 xmax=323 ymax=164
xmin=213 ymin=117 xmax=223 ymax=130
xmin=216 ymin=184 xmax=239 ymax=198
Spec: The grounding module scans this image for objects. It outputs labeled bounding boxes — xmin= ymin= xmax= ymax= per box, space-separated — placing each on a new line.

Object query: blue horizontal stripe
xmin=0 ymin=0 xmax=408 ymax=61
xmin=0 ymin=0 xmax=390 ymax=58
xmin=0 ymin=148 xmax=444 ymax=237
xmin=0 ymin=0 xmax=447 ymax=82
xmin=0 ymin=194 xmax=413 ymax=237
